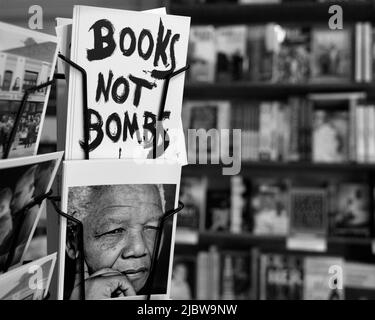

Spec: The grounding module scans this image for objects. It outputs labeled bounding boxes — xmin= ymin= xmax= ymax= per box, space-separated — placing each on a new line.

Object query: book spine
xmin=349 ymin=99 xmax=357 ymax=162
xmin=356 ymin=105 xmax=366 ymax=163
xmin=289 ymin=97 xmax=300 ymax=161
xmin=210 ymin=246 xmax=221 ymax=300
xmin=197 ymin=251 xmax=209 ymax=300
xmin=364 ymin=23 xmax=372 ymax=83
xmin=368 ymin=105 xmax=375 ymax=163
xmin=355 ymin=23 xmax=363 ymax=82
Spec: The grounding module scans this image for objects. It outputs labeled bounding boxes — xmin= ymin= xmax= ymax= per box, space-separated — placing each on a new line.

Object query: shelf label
xmin=287 ymin=235 xmax=327 ymax=252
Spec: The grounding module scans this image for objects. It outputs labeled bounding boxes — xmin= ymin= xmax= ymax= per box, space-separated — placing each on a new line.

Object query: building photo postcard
xmin=0 ymin=22 xmax=58 ymax=158
xmin=0 ymin=152 xmax=63 ymax=271
xmin=58 ymin=159 xmax=181 ymax=300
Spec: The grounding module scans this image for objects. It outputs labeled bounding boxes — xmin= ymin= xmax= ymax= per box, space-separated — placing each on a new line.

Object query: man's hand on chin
xmin=70 ymin=268 xmax=136 ymax=300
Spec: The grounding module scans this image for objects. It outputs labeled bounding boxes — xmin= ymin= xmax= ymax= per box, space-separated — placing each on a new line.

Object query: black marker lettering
xmin=87 ymin=19 xmax=116 ymax=61
xmin=120 ymin=27 xmax=136 ymax=57
xmin=111 ymin=76 xmax=129 ymax=104
xmin=129 ymin=74 xmax=156 ymax=107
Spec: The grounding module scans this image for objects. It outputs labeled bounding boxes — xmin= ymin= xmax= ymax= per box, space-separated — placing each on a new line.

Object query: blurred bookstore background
xmin=3 ymin=0 xmax=375 ymax=300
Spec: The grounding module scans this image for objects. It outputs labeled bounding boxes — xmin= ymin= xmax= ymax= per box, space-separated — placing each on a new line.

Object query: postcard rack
xmin=1 ymin=53 xmax=188 ymax=300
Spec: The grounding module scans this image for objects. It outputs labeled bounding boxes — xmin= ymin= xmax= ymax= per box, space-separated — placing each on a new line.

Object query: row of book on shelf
xmin=183 ymin=92 xmax=375 ymax=163
xmin=188 ymin=22 xmax=373 ymax=83
xmin=171 ymin=246 xmax=375 ymax=300
xmin=176 ymin=174 xmax=374 ymax=242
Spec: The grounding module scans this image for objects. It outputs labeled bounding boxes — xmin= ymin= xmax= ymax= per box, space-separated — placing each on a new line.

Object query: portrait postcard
xmin=0 ymin=152 xmax=63 ymax=271
xmin=58 ymin=159 xmax=181 ymax=300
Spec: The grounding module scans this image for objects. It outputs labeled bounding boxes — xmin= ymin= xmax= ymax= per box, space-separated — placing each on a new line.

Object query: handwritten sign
xmin=66 ymin=6 xmax=190 ymax=161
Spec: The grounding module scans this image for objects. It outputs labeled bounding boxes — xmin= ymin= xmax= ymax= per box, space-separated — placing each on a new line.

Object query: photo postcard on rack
xmin=65 ymin=5 xmax=190 ymax=162
xmin=0 ymin=22 xmax=58 ymax=158
xmin=0 ymin=152 xmax=63 ymax=271
xmin=0 ymin=253 xmax=57 ymax=300
xmin=58 ymin=160 xmax=181 ymax=300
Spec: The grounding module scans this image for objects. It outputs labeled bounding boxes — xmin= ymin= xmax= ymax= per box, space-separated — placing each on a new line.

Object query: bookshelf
xmin=170 ymin=2 xmax=375 ymax=24
xmin=184 ymin=82 xmax=375 ymax=99
xmin=171 ymin=0 xmax=375 ymax=300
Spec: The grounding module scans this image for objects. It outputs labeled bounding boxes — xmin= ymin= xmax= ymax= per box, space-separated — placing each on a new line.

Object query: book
xmin=247 ymin=25 xmax=273 ymax=82
xmin=0 ymin=22 xmax=58 ymax=158
xmin=0 ymin=253 xmax=56 ymax=300
xmin=259 ymin=253 xmax=304 ymax=300
xmin=0 ymin=152 xmax=62 ymax=271
xmin=216 ymin=26 xmax=247 ymax=81
xmin=170 ymin=254 xmax=196 ymax=300
xmin=188 ymin=26 xmax=216 ymax=82
xmin=58 ymin=159 xmax=181 ymax=300
xmin=330 ymin=184 xmax=370 ymax=237
xmin=183 ymin=100 xmax=230 ymax=163
xmin=205 ymin=189 xmax=231 ymax=232
xmin=312 ymin=109 xmax=349 ymax=163
xmin=65 ymin=5 xmax=190 ymax=161
xmin=220 ymin=250 xmax=255 ymax=300
xmin=304 ymin=256 xmax=344 ymax=300
xmin=345 ymin=262 xmax=375 ymax=300
xmin=289 ymin=188 xmax=327 ymax=237
xmin=196 ymin=251 xmax=209 ymax=300
xmin=311 ymin=27 xmax=352 ymax=82
xmin=250 ymin=178 xmax=289 ymax=236
xmin=176 ymin=176 xmax=207 ymax=242
xmin=274 ymin=26 xmax=311 ymax=83
xmin=309 ymin=92 xmax=366 ymax=163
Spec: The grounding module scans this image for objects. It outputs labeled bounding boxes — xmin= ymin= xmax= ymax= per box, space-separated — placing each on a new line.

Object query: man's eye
xmin=102 ymin=228 xmax=125 ymax=236
xmin=144 ymin=225 xmax=160 ymax=231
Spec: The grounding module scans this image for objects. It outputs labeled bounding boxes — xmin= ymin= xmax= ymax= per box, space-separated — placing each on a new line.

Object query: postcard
xmin=58 ymin=159 xmax=181 ymax=300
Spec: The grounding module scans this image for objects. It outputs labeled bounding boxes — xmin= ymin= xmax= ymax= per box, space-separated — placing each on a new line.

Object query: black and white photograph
xmin=0 ymin=152 xmax=62 ymax=271
xmin=0 ymin=253 xmax=56 ymax=300
xmin=59 ymin=160 xmax=181 ymax=300
xmin=0 ymin=21 xmax=58 ymax=158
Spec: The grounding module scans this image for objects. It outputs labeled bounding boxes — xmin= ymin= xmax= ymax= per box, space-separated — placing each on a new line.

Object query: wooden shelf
xmin=175 ymin=231 xmax=375 ymax=259
xmin=182 ymin=162 xmax=375 ymax=174
xmin=183 ymin=82 xmax=375 ymax=99
xmin=171 ymin=2 xmax=375 ymax=25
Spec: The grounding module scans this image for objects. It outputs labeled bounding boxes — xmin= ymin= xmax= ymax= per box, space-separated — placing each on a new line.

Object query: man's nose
xmin=122 ymin=229 xmax=147 ymax=258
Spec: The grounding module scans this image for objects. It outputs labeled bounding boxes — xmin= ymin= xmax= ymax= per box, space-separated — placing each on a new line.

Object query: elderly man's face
xmin=83 ymin=185 xmax=163 ymax=293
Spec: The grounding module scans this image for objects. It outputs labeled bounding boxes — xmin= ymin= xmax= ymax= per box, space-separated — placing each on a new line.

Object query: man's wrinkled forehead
xmin=94 ymin=184 xmax=162 ymax=210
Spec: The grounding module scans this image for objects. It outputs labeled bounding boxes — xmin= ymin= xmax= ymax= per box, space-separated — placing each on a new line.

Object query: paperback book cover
xmin=0 ymin=253 xmax=56 ymax=300
xmin=66 ymin=5 xmax=190 ymax=161
xmin=188 ymin=26 xmax=216 ymax=82
xmin=330 ymin=184 xmax=370 ymax=237
xmin=58 ymin=160 xmax=181 ymax=300
xmin=177 ymin=176 xmax=207 ymax=235
xmin=345 ymin=262 xmax=375 ymax=300
xmin=170 ymin=254 xmax=196 ymax=300
xmin=311 ymin=27 xmax=352 ymax=82
xmin=259 ymin=253 xmax=304 ymax=300
xmin=289 ymin=188 xmax=327 ymax=237
xmin=0 ymin=152 xmax=62 ymax=271
xmin=0 ymin=22 xmax=58 ymax=158
xmin=250 ymin=178 xmax=289 ymax=236
xmin=205 ymin=189 xmax=231 ymax=232
xmin=304 ymin=256 xmax=344 ymax=300
xmin=183 ymin=100 xmax=230 ymax=163
xmin=275 ymin=26 xmax=311 ymax=83
xmin=216 ymin=26 xmax=247 ymax=81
